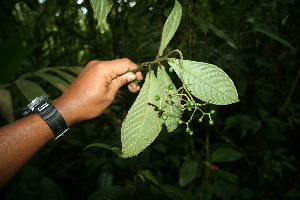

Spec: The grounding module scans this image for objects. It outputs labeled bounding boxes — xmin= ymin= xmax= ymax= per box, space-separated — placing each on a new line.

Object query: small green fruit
xmin=177 ymin=119 xmax=183 ymax=124
xmin=198 ymin=118 xmax=203 ymax=123
xmin=186 ymin=127 xmax=191 ymax=133
xmin=189 ymin=131 xmax=194 ymax=136
xmin=188 ymin=101 xmax=195 ymax=107
xmin=209 ymin=119 xmax=214 ymax=125
xmin=168 ymin=85 xmax=174 ymax=90
xmin=158 ymin=106 xmax=163 ymax=111
xmin=210 ymin=110 xmax=215 ymax=114
xmin=155 ymin=95 xmax=160 ymax=101
xmin=169 ymin=67 xmax=174 ymax=73
xmin=162 ymin=115 xmax=168 ymax=121
xmin=187 ymin=107 xmax=193 ymax=112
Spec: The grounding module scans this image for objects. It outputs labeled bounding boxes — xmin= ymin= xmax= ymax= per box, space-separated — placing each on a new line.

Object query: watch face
xmin=27 ymin=94 xmax=48 ymax=111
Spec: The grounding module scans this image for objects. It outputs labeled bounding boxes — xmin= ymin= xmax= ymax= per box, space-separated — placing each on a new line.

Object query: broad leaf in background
xmin=211 ymin=147 xmax=242 ymax=163
xmin=138 ymin=170 xmax=160 ymax=185
xmin=83 ymin=143 xmax=122 ymax=156
xmin=254 ymin=27 xmax=295 ymax=51
xmin=157 ymin=66 xmax=181 ymax=132
xmin=15 ymin=79 xmax=45 ymax=101
xmin=161 ymin=184 xmax=196 ymax=200
xmin=121 ymin=71 xmax=164 ymax=158
xmin=35 ymin=72 xmax=69 ymax=92
xmin=67 ymin=66 xmax=83 ymax=74
xmin=158 ymin=0 xmax=182 ymax=57
xmin=0 ymin=35 xmax=37 ymax=84
xmin=168 ymin=59 xmax=239 ymax=105
xmin=0 ymin=89 xmax=14 ymax=122
xmin=179 ymin=160 xmax=198 ymax=187
xmin=90 ymin=0 xmax=113 ymax=27
xmin=193 ymin=17 xmax=236 ymax=48
xmin=87 ymin=186 xmax=136 ymax=200
xmin=53 ymin=69 xmax=76 ymax=84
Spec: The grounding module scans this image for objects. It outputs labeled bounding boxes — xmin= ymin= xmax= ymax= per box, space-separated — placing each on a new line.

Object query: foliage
xmin=0 ymin=0 xmax=299 ymax=200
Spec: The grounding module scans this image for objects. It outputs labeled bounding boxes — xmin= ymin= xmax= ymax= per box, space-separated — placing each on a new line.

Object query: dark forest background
xmin=0 ymin=0 xmax=299 ymax=199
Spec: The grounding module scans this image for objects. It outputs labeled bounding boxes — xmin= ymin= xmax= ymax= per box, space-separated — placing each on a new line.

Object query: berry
xmin=189 ymin=131 xmax=194 ymax=136
xmin=186 ymin=127 xmax=190 ymax=133
xmin=155 ymin=95 xmax=160 ymax=101
xmin=158 ymin=106 xmax=163 ymax=111
xmin=209 ymin=119 xmax=214 ymax=125
xmin=162 ymin=115 xmax=168 ymax=121
xmin=208 ymin=100 xmax=213 ymax=104
xmin=169 ymin=67 xmax=174 ymax=73
xmin=210 ymin=110 xmax=216 ymax=114
xmin=188 ymin=101 xmax=195 ymax=107
xmin=177 ymin=119 xmax=183 ymax=124
xmin=198 ymin=118 xmax=203 ymax=123
xmin=187 ymin=107 xmax=193 ymax=112
xmin=168 ymin=85 xmax=174 ymax=90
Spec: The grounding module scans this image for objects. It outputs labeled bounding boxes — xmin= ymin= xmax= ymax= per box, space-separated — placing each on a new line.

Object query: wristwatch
xmin=22 ymin=94 xmax=69 ymax=140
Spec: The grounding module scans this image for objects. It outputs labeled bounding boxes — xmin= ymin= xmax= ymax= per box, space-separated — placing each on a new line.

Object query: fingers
xmin=110 ymin=72 xmax=141 ymax=94
xmin=105 ymin=58 xmax=143 ymax=80
xmin=128 ymin=83 xmax=141 ymax=93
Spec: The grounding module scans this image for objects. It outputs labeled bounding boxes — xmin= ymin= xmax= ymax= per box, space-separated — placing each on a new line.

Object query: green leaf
xmin=121 ymin=71 xmax=164 ymax=158
xmin=211 ymin=147 xmax=242 ymax=163
xmin=168 ymin=59 xmax=239 ymax=105
xmin=53 ymin=69 xmax=76 ymax=84
xmin=89 ymin=0 xmax=113 ymax=27
xmin=255 ymin=27 xmax=295 ymax=51
xmin=157 ymin=66 xmax=181 ymax=132
xmin=0 ymin=89 xmax=14 ymax=122
xmin=87 ymin=186 xmax=136 ymax=200
xmin=0 ymin=35 xmax=37 ymax=84
xmin=35 ymin=72 xmax=69 ymax=92
xmin=15 ymin=79 xmax=45 ymax=101
xmin=138 ymin=170 xmax=160 ymax=185
xmin=179 ymin=160 xmax=198 ymax=187
xmin=161 ymin=184 xmax=196 ymax=200
xmin=207 ymin=23 xmax=237 ymax=49
xmin=67 ymin=66 xmax=83 ymax=74
xmin=83 ymin=143 xmax=122 ymax=156
xmin=158 ymin=0 xmax=182 ymax=57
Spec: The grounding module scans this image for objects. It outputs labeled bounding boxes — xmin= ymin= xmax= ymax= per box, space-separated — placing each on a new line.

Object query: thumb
xmin=110 ymin=72 xmax=136 ymax=92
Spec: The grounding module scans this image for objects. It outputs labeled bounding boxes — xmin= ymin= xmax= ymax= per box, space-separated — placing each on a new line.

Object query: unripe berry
xmin=155 ymin=95 xmax=160 ymax=101
xmin=177 ymin=119 xmax=183 ymax=124
xmin=158 ymin=106 xmax=163 ymax=111
xmin=162 ymin=114 xmax=168 ymax=121
xmin=210 ymin=110 xmax=216 ymax=114
xmin=209 ymin=119 xmax=214 ymax=125
xmin=169 ymin=67 xmax=174 ymax=73
xmin=186 ymin=127 xmax=190 ymax=133
xmin=189 ymin=131 xmax=194 ymax=135
xmin=187 ymin=107 xmax=193 ymax=112
xmin=168 ymin=85 xmax=174 ymax=90
xmin=198 ymin=118 xmax=203 ymax=123
xmin=188 ymin=101 xmax=195 ymax=107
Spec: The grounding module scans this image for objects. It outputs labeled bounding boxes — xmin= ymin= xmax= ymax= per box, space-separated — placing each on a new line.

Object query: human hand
xmin=53 ymin=58 xmax=143 ymax=126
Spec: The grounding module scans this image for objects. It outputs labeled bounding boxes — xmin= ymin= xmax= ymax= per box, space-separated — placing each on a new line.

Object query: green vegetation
xmin=0 ymin=0 xmax=299 ymax=199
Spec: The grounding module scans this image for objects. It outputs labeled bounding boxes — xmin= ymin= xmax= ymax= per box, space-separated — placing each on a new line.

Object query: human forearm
xmin=0 ymin=58 xmax=142 ymax=188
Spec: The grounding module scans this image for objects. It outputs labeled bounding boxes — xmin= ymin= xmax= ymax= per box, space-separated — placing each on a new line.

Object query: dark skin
xmin=0 ymin=58 xmax=143 ymax=188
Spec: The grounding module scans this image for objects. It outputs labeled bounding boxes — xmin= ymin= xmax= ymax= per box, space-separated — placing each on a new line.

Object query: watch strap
xmin=23 ymin=94 xmax=69 ymax=140
xmin=37 ymin=103 xmax=69 ymax=140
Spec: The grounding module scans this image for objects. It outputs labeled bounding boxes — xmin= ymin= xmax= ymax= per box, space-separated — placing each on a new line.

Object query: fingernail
xmin=127 ymin=74 xmax=136 ymax=82
xmin=136 ymin=85 xmax=140 ymax=91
